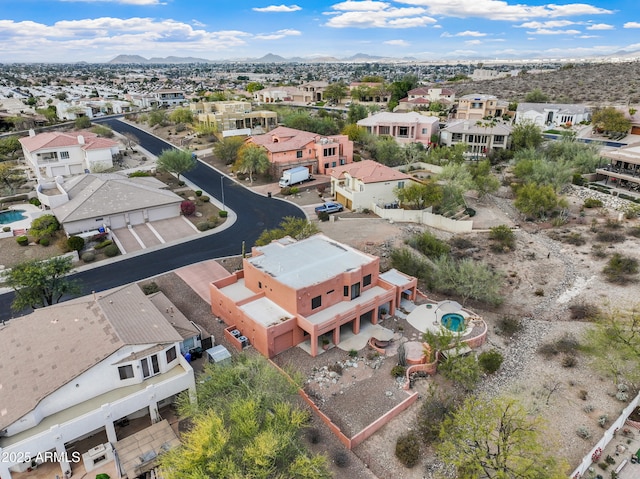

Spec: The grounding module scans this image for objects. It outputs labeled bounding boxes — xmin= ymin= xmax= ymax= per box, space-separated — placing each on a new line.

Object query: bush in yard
xmin=142 ymin=282 xmax=160 ymax=295
xmin=81 ymin=252 xmax=95 ymax=263
xmin=103 ymin=244 xmax=120 ymax=257
xmin=195 ymin=190 xmax=203 ymax=196
xmin=200 ymin=195 xmax=210 ymax=202
xmin=488 ymin=224 xmax=515 ymax=252
xmin=29 ymin=197 xmax=41 ymax=207
xmin=16 ymin=235 xmax=28 ymax=246
xmin=39 ymin=237 xmax=50 ymax=247
xmin=391 ymin=365 xmax=406 ymax=377
xmin=128 ymin=170 xmax=150 ymax=177
xmin=478 ymin=349 xmax=504 ymax=374
xmin=67 ymin=236 xmax=85 ymax=252
xmin=197 ymin=221 xmax=211 ymax=231
xmin=583 ymin=198 xmax=603 ymax=208
xmin=29 ymin=214 xmax=59 ymax=240
xmin=94 ymin=239 xmax=113 ymax=249
xmin=180 ymin=200 xmax=196 ymax=216
xmin=280 ymin=186 xmax=293 ymax=196
xmin=2 ymin=226 xmax=10 ymax=232
xmin=603 ymin=253 xmax=639 ymax=284
xmin=89 ymin=232 xmax=108 ymax=242
xmin=395 ymin=432 xmax=420 ymax=468
xmin=219 ymin=210 xmax=228 ymax=218
xmin=317 ymin=211 xmax=329 ymax=222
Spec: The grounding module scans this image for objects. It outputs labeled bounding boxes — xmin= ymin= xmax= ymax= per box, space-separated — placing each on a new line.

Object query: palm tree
xmin=235 ymin=144 xmax=270 ymax=185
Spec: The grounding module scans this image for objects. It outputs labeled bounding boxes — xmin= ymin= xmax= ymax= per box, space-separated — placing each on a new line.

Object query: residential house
xmin=348 ymin=81 xmax=390 ymax=105
xmin=209 ymin=234 xmax=417 ymax=358
xmin=329 ymin=159 xmax=416 ymax=211
xmin=454 ymin=94 xmax=508 ymax=120
xmin=253 ymin=86 xmax=300 ymax=103
xmin=396 ymin=86 xmax=455 ymax=112
xmin=56 ymin=100 xmax=132 ymax=121
xmin=299 ymin=81 xmax=329 ymax=103
xmin=596 ymin=143 xmax=640 ymax=191
xmin=245 ymin=126 xmax=354 ymax=177
xmin=19 ymin=129 xmax=120 ymax=180
xmin=40 ymin=173 xmax=183 ymax=235
xmin=55 ymin=101 xmax=93 ymax=121
xmin=440 ymin=119 xmax=513 ymax=156
xmin=0 ymin=284 xmax=196 ymax=479
xmin=514 ymin=103 xmax=591 ymax=127
xmin=153 ymin=89 xmax=186 ymax=107
xmin=470 ymin=68 xmax=512 ymax=81
xmin=357 ymin=112 xmax=439 ymax=146
xmin=190 ymin=100 xmax=277 ymax=136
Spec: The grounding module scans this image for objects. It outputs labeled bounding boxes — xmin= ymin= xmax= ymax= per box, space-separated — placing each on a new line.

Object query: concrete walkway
xmin=174 ymin=259 xmax=233 ymax=304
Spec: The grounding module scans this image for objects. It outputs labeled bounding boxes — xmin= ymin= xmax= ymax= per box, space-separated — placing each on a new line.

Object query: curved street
xmin=0 ymin=119 xmax=305 ymax=321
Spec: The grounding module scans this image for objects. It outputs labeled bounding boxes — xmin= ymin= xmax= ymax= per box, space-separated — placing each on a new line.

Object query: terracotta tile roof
xmin=329 ymin=159 xmax=412 ymax=183
xmin=19 ymin=130 xmax=116 ymax=153
xmin=0 ymin=284 xmax=182 ymax=431
xmin=248 ymin=126 xmax=320 ymax=153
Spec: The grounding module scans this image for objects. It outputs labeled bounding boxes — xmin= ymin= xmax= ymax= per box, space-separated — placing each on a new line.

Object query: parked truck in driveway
xmin=278 ymin=166 xmax=312 ymax=188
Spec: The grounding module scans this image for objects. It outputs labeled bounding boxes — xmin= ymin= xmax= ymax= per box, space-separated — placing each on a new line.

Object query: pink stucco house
xmin=245 ymin=126 xmax=354 ymax=177
xmin=357 ymin=112 xmax=439 ymax=146
xmin=209 ymin=234 xmax=417 ymax=358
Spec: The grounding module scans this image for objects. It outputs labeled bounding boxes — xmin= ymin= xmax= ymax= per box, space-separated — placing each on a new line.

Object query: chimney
xmin=77 ymin=135 xmax=85 ymax=145
xmin=29 ymin=129 xmax=35 ymax=137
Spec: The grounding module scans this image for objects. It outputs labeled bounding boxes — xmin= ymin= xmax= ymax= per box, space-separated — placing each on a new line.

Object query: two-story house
xmin=357 ymin=112 xmax=439 ymax=146
xmin=19 ymin=129 xmax=120 ymax=180
xmin=330 ymin=160 xmax=416 ymax=211
xmin=396 ymin=86 xmax=455 ymax=112
xmin=0 ymin=284 xmax=196 ymax=479
xmin=245 ymin=126 xmax=354 ymax=177
xmin=153 ymin=89 xmax=186 ymax=108
xmin=514 ymin=102 xmax=591 ymax=128
xmin=189 ymin=100 xmax=277 ymax=136
xmin=455 ymin=94 xmax=508 ymax=120
xmin=209 ymin=234 xmax=417 ymax=358
xmin=439 ymin=120 xmax=513 ymax=156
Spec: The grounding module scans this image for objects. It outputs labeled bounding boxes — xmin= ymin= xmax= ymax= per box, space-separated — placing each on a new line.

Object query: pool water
xmin=0 ymin=209 xmax=27 ymax=225
xmin=441 ymin=313 xmax=465 ymax=332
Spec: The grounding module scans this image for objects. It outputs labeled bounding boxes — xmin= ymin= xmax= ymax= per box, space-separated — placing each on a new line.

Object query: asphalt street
xmin=0 ymin=119 xmax=305 ymax=321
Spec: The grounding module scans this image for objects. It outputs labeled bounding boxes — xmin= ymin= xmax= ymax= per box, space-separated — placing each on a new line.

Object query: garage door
xmin=51 ymin=166 xmax=67 ymax=176
xmin=335 ymin=192 xmax=351 ymax=210
xmin=148 ymin=206 xmax=174 ymax=222
xmin=109 ymin=214 xmax=126 ymax=229
xmin=632 ymin=126 xmax=640 ymax=135
xmin=128 ymin=211 xmax=145 ymax=225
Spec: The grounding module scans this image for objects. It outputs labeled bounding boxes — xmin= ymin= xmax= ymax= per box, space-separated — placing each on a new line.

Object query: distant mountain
xmin=344 ymin=53 xmax=385 ymax=61
xmin=108 ymin=55 xmax=150 ymax=64
xmin=147 ymin=56 xmax=213 ymax=64
xmin=254 ymin=53 xmax=289 ymax=63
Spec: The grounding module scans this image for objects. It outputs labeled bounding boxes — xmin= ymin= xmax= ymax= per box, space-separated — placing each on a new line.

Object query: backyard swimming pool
xmin=441 ymin=313 xmax=465 ymax=332
xmin=0 ymin=209 xmax=27 ymax=225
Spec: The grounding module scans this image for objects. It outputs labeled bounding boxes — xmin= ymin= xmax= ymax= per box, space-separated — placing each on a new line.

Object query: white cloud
xmin=587 ymin=23 xmax=613 ymax=30
xmin=325 ymin=5 xmax=436 ymax=28
xmin=516 ymin=20 xmax=576 ymax=29
xmin=384 ymin=39 xmax=410 ymax=46
xmin=60 ymin=0 xmax=164 ymax=4
xmin=331 ymin=1 xmax=390 ymax=11
xmin=252 ymin=4 xmax=301 ymax=12
xmin=624 ymin=22 xmax=640 ymax=29
xmin=465 ymin=39 xmax=482 ymax=45
xmin=254 ymin=29 xmax=302 ymax=40
xmin=526 ymin=28 xmax=581 ymax=35
xmin=393 ymin=0 xmax=612 ymax=21
xmin=455 ymin=30 xmax=486 ymax=37
xmin=578 ymin=35 xmax=598 ymax=38
xmin=192 ymin=20 xmax=206 ymax=27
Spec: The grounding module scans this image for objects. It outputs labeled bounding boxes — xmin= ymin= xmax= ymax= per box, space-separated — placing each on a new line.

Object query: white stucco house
xmin=514 ymin=102 xmax=591 ymax=128
xmin=0 ymin=284 xmax=197 ymax=479
xmin=19 ymin=130 xmax=120 ymax=180
xmin=439 ymin=120 xmax=513 ymax=157
xmin=329 ymin=159 xmax=417 ymax=211
xmin=41 ymin=173 xmax=183 ymax=235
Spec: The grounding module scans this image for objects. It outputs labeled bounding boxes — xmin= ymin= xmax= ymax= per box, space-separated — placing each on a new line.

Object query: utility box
xmin=205 ymin=345 xmax=232 ymax=366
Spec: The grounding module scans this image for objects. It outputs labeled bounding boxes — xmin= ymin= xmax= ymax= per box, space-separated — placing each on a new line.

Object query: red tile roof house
xmin=0 ymin=284 xmax=196 ymax=479
xmin=329 ymin=159 xmax=417 ymax=211
xmin=209 ymin=234 xmax=417 ymax=358
xmin=19 ymin=129 xmax=120 ymax=180
xmin=245 ymin=126 xmax=354 ymax=178
xmin=357 ymin=111 xmax=439 ymax=146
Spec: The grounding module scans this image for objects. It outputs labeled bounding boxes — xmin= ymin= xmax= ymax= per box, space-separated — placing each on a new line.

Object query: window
xmin=494 ymin=135 xmax=505 ymax=144
xmin=141 ymin=354 xmax=160 ymax=378
xmin=379 ymin=126 xmax=390 ymax=135
xmin=332 ymin=161 xmax=337 ymax=167
xmin=324 ymin=163 xmax=330 ymax=169
xmin=344 ymin=286 xmax=349 ymax=297
xmin=397 ymin=181 xmax=405 ymax=189
xmin=311 ymin=295 xmax=322 ymax=310
xmin=422 ymin=128 xmax=428 ymax=134
xmin=340 ymin=159 xmax=346 ymax=165
xmin=452 ymin=133 xmax=463 ymax=141
xmin=327 ymin=289 xmax=334 ymax=294
xmin=118 ymin=365 xmax=134 ymax=380
xmin=363 ymin=274 xmax=372 ymax=287
xmin=323 ymin=147 xmax=336 ymax=156
xmin=258 ymin=281 xmax=262 ymax=288
xmin=166 ymin=346 xmax=177 ymax=363
xmin=351 ymin=282 xmax=361 ymax=300
xmin=59 ymin=151 xmax=70 ymax=160
xmin=398 ymin=126 xmax=409 ymax=137
xmin=296 ymin=150 xmax=303 ymax=158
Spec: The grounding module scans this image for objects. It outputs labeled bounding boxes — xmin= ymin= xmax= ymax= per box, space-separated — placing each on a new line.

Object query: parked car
xmin=315 ymin=202 xmax=344 ymax=214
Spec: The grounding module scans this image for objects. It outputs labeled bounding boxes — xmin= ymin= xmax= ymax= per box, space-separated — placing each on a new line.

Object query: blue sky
xmin=0 ymin=0 xmax=639 ymax=62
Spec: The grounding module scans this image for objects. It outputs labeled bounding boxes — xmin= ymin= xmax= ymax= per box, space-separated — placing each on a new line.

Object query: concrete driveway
xmin=111 ymin=217 xmax=199 ymax=254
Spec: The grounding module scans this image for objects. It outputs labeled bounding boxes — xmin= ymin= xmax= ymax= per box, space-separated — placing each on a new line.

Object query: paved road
xmin=0 ymin=119 xmax=304 ymax=321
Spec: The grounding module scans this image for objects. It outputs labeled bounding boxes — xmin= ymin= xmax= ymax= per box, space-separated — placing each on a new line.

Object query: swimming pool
xmin=0 ymin=209 xmax=27 ymax=225
xmin=441 ymin=313 xmax=465 ymax=332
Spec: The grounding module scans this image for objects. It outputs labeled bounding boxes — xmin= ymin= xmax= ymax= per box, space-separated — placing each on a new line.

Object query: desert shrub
xmin=348 ymin=349 xmax=358 ymax=358
xmin=488 ymin=224 xmax=515 ymax=252
xmin=90 ymin=232 xmax=108 ymax=242
xmin=576 ymin=426 xmax=592 ymax=440
xmin=103 ymin=244 xmax=120 ymax=257
xmin=39 ymin=237 xmax=50 ymax=247
xmin=496 ymin=315 xmax=523 ymax=337
xmin=478 ymin=349 xmax=503 ymax=374
xmin=629 ymin=226 xmax=640 ymax=238
xmin=328 ymin=363 xmax=343 ymax=375
xmin=81 ymin=252 xmax=96 ymax=262
xmin=290 ymin=187 xmax=299 ymax=195
xmin=29 ymin=214 xmax=59 ymax=240
xmin=395 ymin=432 xmax=420 ymax=468
xmin=197 ymin=221 xmax=211 ymax=231
xmin=569 ymin=302 xmax=600 ymax=321
xmin=562 ymin=354 xmax=577 ymax=368
xmin=390 ymin=248 xmax=433 ymax=284
xmin=596 ymin=229 xmax=625 ymax=243
xmin=591 ymin=244 xmax=607 ymax=258
xmin=67 ymin=236 xmax=85 ymax=252
xmin=599 ymin=415 xmax=609 ymax=428
xmin=280 ymin=186 xmax=293 ymax=195
xmin=200 ymin=195 xmax=210 ymax=202
xmin=29 ymin=197 xmax=41 ymax=206
xmin=181 ymin=200 xmax=196 ymax=216
xmin=449 ymin=236 xmax=475 ymax=250
xmin=128 ymin=171 xmax=151 ymax=177
xmin=333 ymin=451 xmax=349 ymax=468
xmin=538 ymin=333 xmax=580 ymax=358
xmin=624 ymin=204 xmax=640 ymax=219
xmin=178 ymin=180 xmax=186 ymax=186
xmin=317 ymin=211 xmax=329 ymax=222
xmin=534 ymin=288 xmax=544 ymax=296
xmin=583 ymin=197 xmax=603 ymax=208
xmin=407 ymin=231 xmax=450 ymax=259
xmin=391 ymin=365 xmax=406 ymax=378
xmin=2 ymin=226 xmax=9 ymax=232
xmin=195 ymin=190 xmax=203 ymax=196
xmin=578 ymin=390 xmax=588 ymax=400
xmin=219 ymin=210 xmax=228 ymax=218
xmin=604 ymin=218 xmax=623 ymax=229
xmin=16 ymin=235 xmax=28 ymax=246
xmin=306 ymin=428 xmax=321 ymax=444
xmin=603 ymin=253 xmax=639 ymax=284
xmin=142 ymin=282 xmax=160 ymax=295
xmin=94 ymin=239 xmax=113 ymax=249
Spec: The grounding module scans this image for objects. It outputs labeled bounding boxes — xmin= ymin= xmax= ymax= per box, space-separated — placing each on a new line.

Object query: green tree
xmin=0 ymin=162 xmax=18 ymax=192
xmin=91 ymin=125 xmax=114 ymax=138
xmin=156 ymin=148 xmax=197 ymax=180
xmin=372 ymin=136 xmax=403 ymax=166
xmin=323 ymin=82 xmax=348 ymax=103
xmin=511 ymin=121 xmax=543 ymax=151
xmin=214 ymin=136 xmax=245 ymax=165
xmin=437 ymin=396 xmax=567 ymax=479
xmin=468 ymin=160 xmax=500 ymax=198
xmin=169 ymin=107 xmax=194 ymax=124
xmin=514 ymin=183 xmax=565 ymax=219
xmin=255 ymin=217 xmax=319 ymax=246
xmin=592 ymin=106 xmax=632 ymax=135
xmin=74 ymin=116 xmax=91 ymax=129
xmin=524 ymin=88 xmax=550 ymax=103
xmin=388 ymin=74 xmax=419 ymax=110
xmin=4 ymin=256 xmax=81 ymax=311
xmin=439 ymin=351 xmax=481 ymax=391
xmin=394 ymin=181 xmax=443 ymax=210
xmin=432 ymin=256 xmax=503 ymax=306
xmin=0 ymin=136 xmax=21 ymax=158
xmin=235 ymin=144 xmax=270 ymax=184
xmin=148 ymin=109 xmax=168 ymax=127
xmin=247 ymin=81 xmax=264 ymax=93
xmin=347 ymin=103 xmax=368 ymax=124
xmin=341 ymin=123 xmax=366 ymax=142
xmin=29 ymin=214 xmax=59 ymax=240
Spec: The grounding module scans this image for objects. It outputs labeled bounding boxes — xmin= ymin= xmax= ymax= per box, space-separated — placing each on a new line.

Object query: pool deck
xmin=407 ymin=301 xmax=475 ymax=336
xmin=0 ymin=204 xmax=48 ymax=234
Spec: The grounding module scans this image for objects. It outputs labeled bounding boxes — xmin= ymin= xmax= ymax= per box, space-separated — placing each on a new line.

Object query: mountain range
xmin=107 ymin=52 xmax=417 ymax=64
